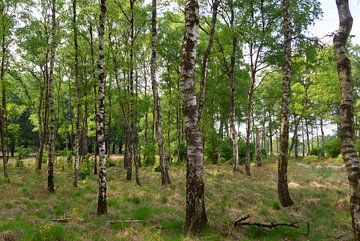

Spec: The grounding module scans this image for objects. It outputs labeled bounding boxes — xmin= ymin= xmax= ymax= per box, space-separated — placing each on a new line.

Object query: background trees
xmin=0 ymin=0 xmax=360 ymax=237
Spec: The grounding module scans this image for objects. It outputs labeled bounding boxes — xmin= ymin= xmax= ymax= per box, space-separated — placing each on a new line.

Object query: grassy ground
xmin=0 ymin=156 xmax=352 ymax=241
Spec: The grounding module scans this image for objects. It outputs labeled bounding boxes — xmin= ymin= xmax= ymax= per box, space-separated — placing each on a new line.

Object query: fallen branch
xmin=48 ymin=218 xmax=69 ymax=223
xmin=234 ymin=215 xmax=299 ymax=229
xmin=107 ymin=219 xmax=143 ymax=224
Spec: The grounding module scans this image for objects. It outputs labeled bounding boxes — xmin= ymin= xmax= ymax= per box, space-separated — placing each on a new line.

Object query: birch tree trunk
xmin=255 ymin=127 xmax=262 ymax=167
xmin=198 ymin=0 xmax=219 ymax=122
xmin=0 ymin=4 xmax=8 ymax=181
xmin=180 ymin=0 xmax=207 ymax=231
xmin=47 ymin=0 xmax=57 ymax=193
xmin=333 ymin=1 xmax=360 ymax=239
xmin=97 ymin=0 xmax=107 ymax=215
xmin=72 ymin=0 xmax=82 ymax=188
xmin=277 ymin=0 xmax=293 ymax=207
xmin=320 ymin=118 xmax=325 ymax=156
xmin=89 ymin=21 xmax=98 ymax=175
xmin=151 ymin=0 xmax=170 ymax=185
xmin=228 ymin=2 xmax=239 ymax=172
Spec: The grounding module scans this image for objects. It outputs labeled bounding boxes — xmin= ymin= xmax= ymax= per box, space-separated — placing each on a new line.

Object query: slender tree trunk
xmin=126 ymin=0 xmax=136 ymax=181
xmin=255 ymin=127 xmax=261 ymax=167
xmin=176 ymin=77 xmax=182 ymax=162
xmin=228 ymin=4 xmax=239 ymax=172
xmin=305 ymin=117 xmax=310 ymax=155
xmin=302 ymin=120 xmax=305 ymax=156
xmin=143 ymin=64 xmax=148 ymax=152
xmin=134 ymin=71 xmax=141 ymax=185
xmin=97 ymin=0 xmax=107 ymax=215
xmin=334 ymin=1 xmax=360 ymax=239
xmin=107 ymin=74 xmax=112 ymax=159
xmin=320 ymin=118 xmax=325 ymax=156
xmin=269 ymin=112 xmax=273 ymax=156
xmin=198 ymin=0 xmax=219 ymax=122
xmin=47 ymin=0 xmax=57 ymax=193
xmin=89 ymin=21 xmax=98 ymax=175
xmin=72 ymin=0 xmax=82 ymax=188
xmin=151 ymin=0 xmax=170 ymax=184
xmin=277 ymin=0 xmax=293 ymax=207
xmin=167 ymin=78 xmax=172 ymax=162
xmin=38 ymin=52 xmax=50 ymax=172
xmin=0 ymin=8 xmax=8 ymax=181
xmin=180 ymin=0 xmax=207 ymax=231
xmin=36 ymin=81 xmax=45 ymax=172
xmin=245 ymin=80 xmax=254 ymax=175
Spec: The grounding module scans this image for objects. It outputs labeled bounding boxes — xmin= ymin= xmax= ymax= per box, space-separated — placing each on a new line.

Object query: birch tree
xmin=180 ymin=0 xmax=207 ymax=231
xmin=47 ymin=0 xmax=57 ymax=193
xmin=151 ymin=0 xmax=170 ymax=185
xmin=97 ymin=0 xmax=107 ymax=215
xmin=277 ymin=0 xmax=293 ymax=207
xmin=333 ymin=0 xmax=360 ymax=239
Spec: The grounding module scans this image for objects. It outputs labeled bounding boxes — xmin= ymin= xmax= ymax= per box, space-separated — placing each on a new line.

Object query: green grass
xmin=0 ymin=156 xmax=353 ymax=240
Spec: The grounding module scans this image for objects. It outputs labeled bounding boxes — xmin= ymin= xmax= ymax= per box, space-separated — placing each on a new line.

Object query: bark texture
xmin=97 ymin=0 xmax=107 ymax=215
xmin=180 ymin=0 xmax=207 ymax=232
xmin=151 ymin=0 xmax=170 ymax=185
xmin=277 ymin=0 xmax=293 ymax=207
xmin=72 ymin=0 xmax=82 ymax=188
xmin=333 ymin=1 xmax=360 ymax=239
xmin=228 ymin=3 xmax=239 ymax=172
xmin=47 ymin=0 xmax=57 ymax=193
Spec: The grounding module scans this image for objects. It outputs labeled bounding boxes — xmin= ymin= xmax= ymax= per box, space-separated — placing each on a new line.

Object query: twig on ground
xmin=234 ymin=215 xmax=299 ymax=229
xmin=107 ymin=219 xmax=143 ymax=224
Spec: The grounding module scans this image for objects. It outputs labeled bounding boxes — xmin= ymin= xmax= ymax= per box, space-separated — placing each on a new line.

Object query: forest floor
xmin=0 ymin=155 xmax=352 ymax=241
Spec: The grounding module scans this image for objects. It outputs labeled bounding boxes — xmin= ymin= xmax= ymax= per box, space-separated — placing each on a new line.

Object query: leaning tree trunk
xmin=180 ymin=0 xmax=207 ymax=232
xmin=97 ymin=0 xmax=107 ymax=215
xmin=72 ymin=0 xmax=82 ymax=188
xmin=47 ymin=0 xmax=57 ymax=193
xmin=151 ymin=0 xmax=170 ymax=185
xmin=277 ymin=0 xmax=293 ymax=207
xmin=334 ymin=1 xmax=360 ymax=239
xmin=197 ymin=0 xmax=219 ymax=122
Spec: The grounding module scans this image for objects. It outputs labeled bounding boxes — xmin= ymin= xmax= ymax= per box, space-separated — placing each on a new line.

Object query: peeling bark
xmin=96 ymin=0 xmax=107 ymax=215
xmin=333 ymin=0 xmax=360 ymax=239
xmin=278 ymin=0 xmax=293 ymax=207
xmin=47 ymin=0 xmax=57 ymax=193
xmin=72 ymin=0 xmax=82 ymax=188
xmin=180 ymin=0 xmax=207 ymax=231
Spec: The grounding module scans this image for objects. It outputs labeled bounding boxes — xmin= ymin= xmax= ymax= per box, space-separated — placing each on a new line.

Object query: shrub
xmin=176 ymin=142 xmax=187 ymax=163
xmin=271 ymin=201 xmax=281 ymax=210
xmin=16 ymin=147 xmax=31 ymax=168
xmin=218 ymin=137 xmax=255 ymax=164
xmin=78 ymin=167 xmax=90 ymax=180
xmin=143 ymin=141 xmax=156 ymax=165
xmin=107 ymin=159 xmax=117 ymax=168
xmin=219 ymin=138 xmax=232 ymax=162
xmin=304 ymin=155 xmax=318 ymax=163
xmin=324 ymin=136 xmax=341 ymax=158
xmin=310 ymin=147 xmax=321 ymax=156
xmin=79 ymin=154 xmax=92 ymax=180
